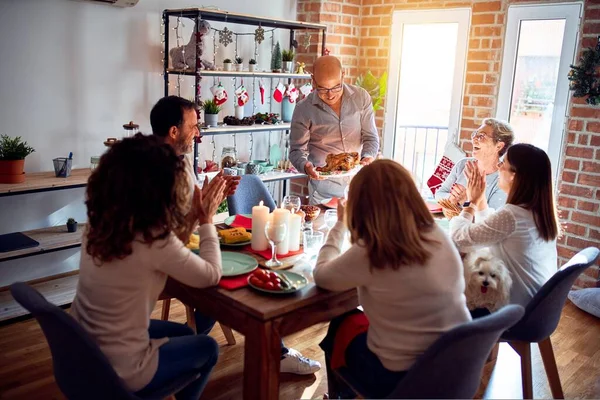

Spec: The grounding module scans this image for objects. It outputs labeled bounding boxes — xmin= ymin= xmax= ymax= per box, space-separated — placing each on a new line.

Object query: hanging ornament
xmin=291 ymin=39 xmax=299 ymax=49
xmin=235 ymin=85 xmax=250 ymax=107
xmin=219 ymin=27 xmax=233 ymax=47
xmin=300 ymin=82 xmax=313 ymax=98
xmin=259 ymin=80 xmax=266 ymax=104
xmin=285 ymin=83 xmax=299 ymax=103
xmin=273 ymin=82 xmax=285 ymax=103
xmin=302 ymin=32 xmax=311 ymax=51
xmin=324 ymin=48 xmax=331 ymax=56
xmin=254 ymin=26 xmax=265 ymax=44
xmin=211 ymin=82 xmax=228 ymax=106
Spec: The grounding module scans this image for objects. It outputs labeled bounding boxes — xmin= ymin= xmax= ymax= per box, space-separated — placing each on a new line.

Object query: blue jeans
xmin=135 ymin=320 xmax=219 ymax=400
xmin=194 ymin=310 xmax=289 ymax=358
xmin=320 ymin=311 xmax=407 ymax=398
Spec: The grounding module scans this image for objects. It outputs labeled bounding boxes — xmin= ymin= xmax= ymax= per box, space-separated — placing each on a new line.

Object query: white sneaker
xmin=280 ymin=348 xmax=321 ymax=375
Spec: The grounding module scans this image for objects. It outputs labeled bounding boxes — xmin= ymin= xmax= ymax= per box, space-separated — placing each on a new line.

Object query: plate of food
xmin=218 ymin=227 xmax=252 ymax=247
xmin=247 ymin=269 xmax=308 ymax=294
xmin=316 ymin=152 xmax=362 ymax=178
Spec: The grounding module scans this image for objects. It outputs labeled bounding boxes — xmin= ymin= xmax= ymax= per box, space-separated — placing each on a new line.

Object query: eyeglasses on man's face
xmin=315 ymin=84 xmax=343 ymax=95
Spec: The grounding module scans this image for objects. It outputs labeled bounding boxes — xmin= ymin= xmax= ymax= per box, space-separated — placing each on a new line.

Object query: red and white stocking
xmin=273 ymin=82 xmax=285 ymax=103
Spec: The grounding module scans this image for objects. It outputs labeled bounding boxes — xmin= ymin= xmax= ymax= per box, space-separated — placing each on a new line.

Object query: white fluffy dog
xmin=463 ymin=248 xmax=512 ymax=312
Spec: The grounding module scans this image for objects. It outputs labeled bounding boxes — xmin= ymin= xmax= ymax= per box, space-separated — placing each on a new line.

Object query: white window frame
xmin=382 ymin=8 xmax=471 ymax=158
xmin=497 ymin=2 xmax=583 ymax=178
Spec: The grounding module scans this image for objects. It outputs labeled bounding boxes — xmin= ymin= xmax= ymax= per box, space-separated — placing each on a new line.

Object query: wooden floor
xmin=0 ymin=300 xmax=598 ymax=400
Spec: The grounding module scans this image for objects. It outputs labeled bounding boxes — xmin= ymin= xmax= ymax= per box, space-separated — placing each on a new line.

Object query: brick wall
xmin=296 ymin=0 xmax=600 ymax=287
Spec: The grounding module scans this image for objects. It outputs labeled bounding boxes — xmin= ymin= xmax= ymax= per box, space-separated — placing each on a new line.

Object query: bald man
xmin=290 ymin=55 xmax=379 ymax=204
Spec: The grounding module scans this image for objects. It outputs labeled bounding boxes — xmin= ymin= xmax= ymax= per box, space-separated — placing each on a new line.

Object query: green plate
xmin=247 ymin=270 xmax=308 ymax=294
xmin=224 ymin=213 xmax=252 ymax=228
xmin=221 ymin=252 xmax=258 ymax=277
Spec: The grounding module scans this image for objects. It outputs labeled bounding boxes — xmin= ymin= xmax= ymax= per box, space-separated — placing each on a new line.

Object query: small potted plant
xmin=282 ymin=49 xmax=295 ymax=73
xmin=249 ymin=58 xmax=257 ymax=72
xmin=0 ymin=134 xmax=35 ymax=184
xmin=235 ymin=56 xmax=244 ymax=71
xmin=66 ymin=218 xmax=78 ymax=233
xmin=223 ymin=58 xmax=232 ymax=71
xmin=202 ymin=99 xmax=222 ymax=127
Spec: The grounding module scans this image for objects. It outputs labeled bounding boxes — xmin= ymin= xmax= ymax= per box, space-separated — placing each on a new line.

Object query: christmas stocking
xmin=273 ymin=82 xmax=285 ymax=103
xmin=426 ymin=142 xmax=466 ymax=196
xmin=259 ymin=80 xmax=265 ymax=104
xmin=234 ymin=85 xmax=249 ymax=106
xmin=286 ymin=83 xmax=299 ymax=103
xmin=299 ymin=82 xmax=313 ymax=98
xmin=210 ymin=82 xmax=228 ymax=106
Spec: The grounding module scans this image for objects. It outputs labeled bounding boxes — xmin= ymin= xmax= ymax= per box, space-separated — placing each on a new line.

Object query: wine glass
xmin=324 ymin=209 xmax=338 ymax=230
xmin=282 ymin=195 xmax=301 ymax=214
xmin=264 ymin=220 xmax=287 ymax=268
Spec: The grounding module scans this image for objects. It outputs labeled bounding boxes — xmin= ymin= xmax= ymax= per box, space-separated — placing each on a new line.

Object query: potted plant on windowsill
xmin=0 ymin=135 xmax=35 ymax=184
xmin=282 ymin=49 xmax=295 ymax=73
xmin=202 ymin=99 xmax=222 ymax=127
xmin=66 ymin=218 xmax=78 ymax=233
xmin=235 ymin=56 xmax=244 ymax=71
xmin=223 ymin=58 xmax=232 ymax=71
xmin=249 ymin=58 xmax=257 ymax=72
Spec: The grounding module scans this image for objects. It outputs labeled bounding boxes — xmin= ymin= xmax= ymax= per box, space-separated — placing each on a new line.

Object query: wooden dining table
xmin=162 ymin=213 xmax=359 ymax=400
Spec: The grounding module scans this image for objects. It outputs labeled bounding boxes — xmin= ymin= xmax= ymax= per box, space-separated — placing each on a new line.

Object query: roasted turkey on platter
xmin=316 ymin=152 xmax=360 ymax=173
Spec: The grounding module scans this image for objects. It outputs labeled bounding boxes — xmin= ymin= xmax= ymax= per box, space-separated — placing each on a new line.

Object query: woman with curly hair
xmin=71 ymin=134 xmax=227 ymax=399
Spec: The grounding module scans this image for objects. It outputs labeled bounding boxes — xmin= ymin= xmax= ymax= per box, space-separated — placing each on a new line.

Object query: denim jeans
xmin=194 ymin=310 xmax=289 ymax=358
xmin=135 ymin=320 xmax=219 ymax=400
xmin=320 ymin=311 xmax=407 ymax=398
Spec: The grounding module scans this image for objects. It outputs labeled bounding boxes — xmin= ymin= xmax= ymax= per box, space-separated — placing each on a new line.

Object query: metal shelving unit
xmin=162 ymin=8 xmax=326 ymax=198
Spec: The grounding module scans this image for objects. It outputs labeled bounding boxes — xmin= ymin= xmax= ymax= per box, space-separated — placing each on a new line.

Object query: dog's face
xmin=467 ymin=256 xmax=505 ymax=294
xmin=463 ymin=248 xmax=513 ymax=312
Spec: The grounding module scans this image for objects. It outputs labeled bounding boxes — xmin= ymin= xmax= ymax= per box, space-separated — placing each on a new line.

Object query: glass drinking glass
xmin=324 ymin=209 xmax=338 ymax=230
xmin=344 ymin=185 xmax=350 ymax=200
xmin=282 ymin=195 xmax=301 ymax=214
xmin=303 ymin=231 xmax=324 ymax=259
xmin=264 ymin=220 xmax=287 ymax=268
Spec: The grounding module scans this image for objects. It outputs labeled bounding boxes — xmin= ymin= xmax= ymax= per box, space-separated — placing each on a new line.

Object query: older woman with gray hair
xmin=436 ymin=118 xmax=514 ymax=211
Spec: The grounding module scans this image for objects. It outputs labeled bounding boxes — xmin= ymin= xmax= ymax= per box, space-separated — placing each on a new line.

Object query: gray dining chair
xmin=227 ymin=174 xmax=277 ymax=215
xmin=328 ymin=304 xmax=525 ymax=399
xmin=500 ymin=247 xmax=600 ymax=399
xmin=10 ymin=281 xmax=199 ymax=400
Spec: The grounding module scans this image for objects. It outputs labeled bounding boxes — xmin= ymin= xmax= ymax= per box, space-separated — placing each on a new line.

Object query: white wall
xmin=0 ymin=0 xmax=296 ymax=286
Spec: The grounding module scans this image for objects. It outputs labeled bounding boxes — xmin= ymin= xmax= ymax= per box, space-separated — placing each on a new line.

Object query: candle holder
xmin=264 ymin=220 xmax=287 ymax=268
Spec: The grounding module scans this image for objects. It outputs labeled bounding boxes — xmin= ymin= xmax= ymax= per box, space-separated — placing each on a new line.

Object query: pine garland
xmin=568 ymin=36 xmax=600 ymax=106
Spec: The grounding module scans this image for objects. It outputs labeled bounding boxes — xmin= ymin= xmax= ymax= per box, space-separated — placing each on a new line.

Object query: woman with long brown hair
xmin=314 ymin=159 xmax=471 ymax=398
xmin=71 ymin=134 xmax=227 ymax=399
xmin=451 ymin=143 xmax=560 ymax=307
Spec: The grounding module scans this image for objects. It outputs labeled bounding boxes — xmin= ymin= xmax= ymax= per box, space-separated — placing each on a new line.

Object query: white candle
xmin=273 ymin=206 xmax=290 ymax=255
xmin=288 ymin=213 xmax=302 ymax=252
xmin=251 ymin=200 xmax=270 ymax=251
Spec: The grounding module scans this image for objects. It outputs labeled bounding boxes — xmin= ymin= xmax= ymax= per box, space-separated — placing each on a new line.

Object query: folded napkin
xmin=218 ymin=272 xmax=252 ymax=290
xmin=245 ymin=245 xmax=304 ymax=260
xmin=230 ymin=214 xmax=253 ymax=230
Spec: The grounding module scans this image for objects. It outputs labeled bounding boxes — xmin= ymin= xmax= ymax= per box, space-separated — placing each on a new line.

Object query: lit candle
xmin=251 ymin=200 xmax=269 ymax=251
xmin=272 ymin=205 xmax=290 ymax=255
xmin=288 ymin=213 xmax=302 ymax=252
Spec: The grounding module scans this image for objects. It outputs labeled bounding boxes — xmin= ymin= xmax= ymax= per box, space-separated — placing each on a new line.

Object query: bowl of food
xmin=300 ymin=205 xmax=320 ymax=222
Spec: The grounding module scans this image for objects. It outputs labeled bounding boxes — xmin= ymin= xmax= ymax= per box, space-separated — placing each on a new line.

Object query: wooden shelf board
xmin=0 ymin=168 xmax=90 ymax=197
xmin=166 ymin=69 xmax=311 ymax=80
xmin=0 ymin=274 xmax=78 ymax=322
xmin=200 ymin=123 xmax=291 ymax=135
xmin=0 ymin=224 xmax=85 ymax=262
